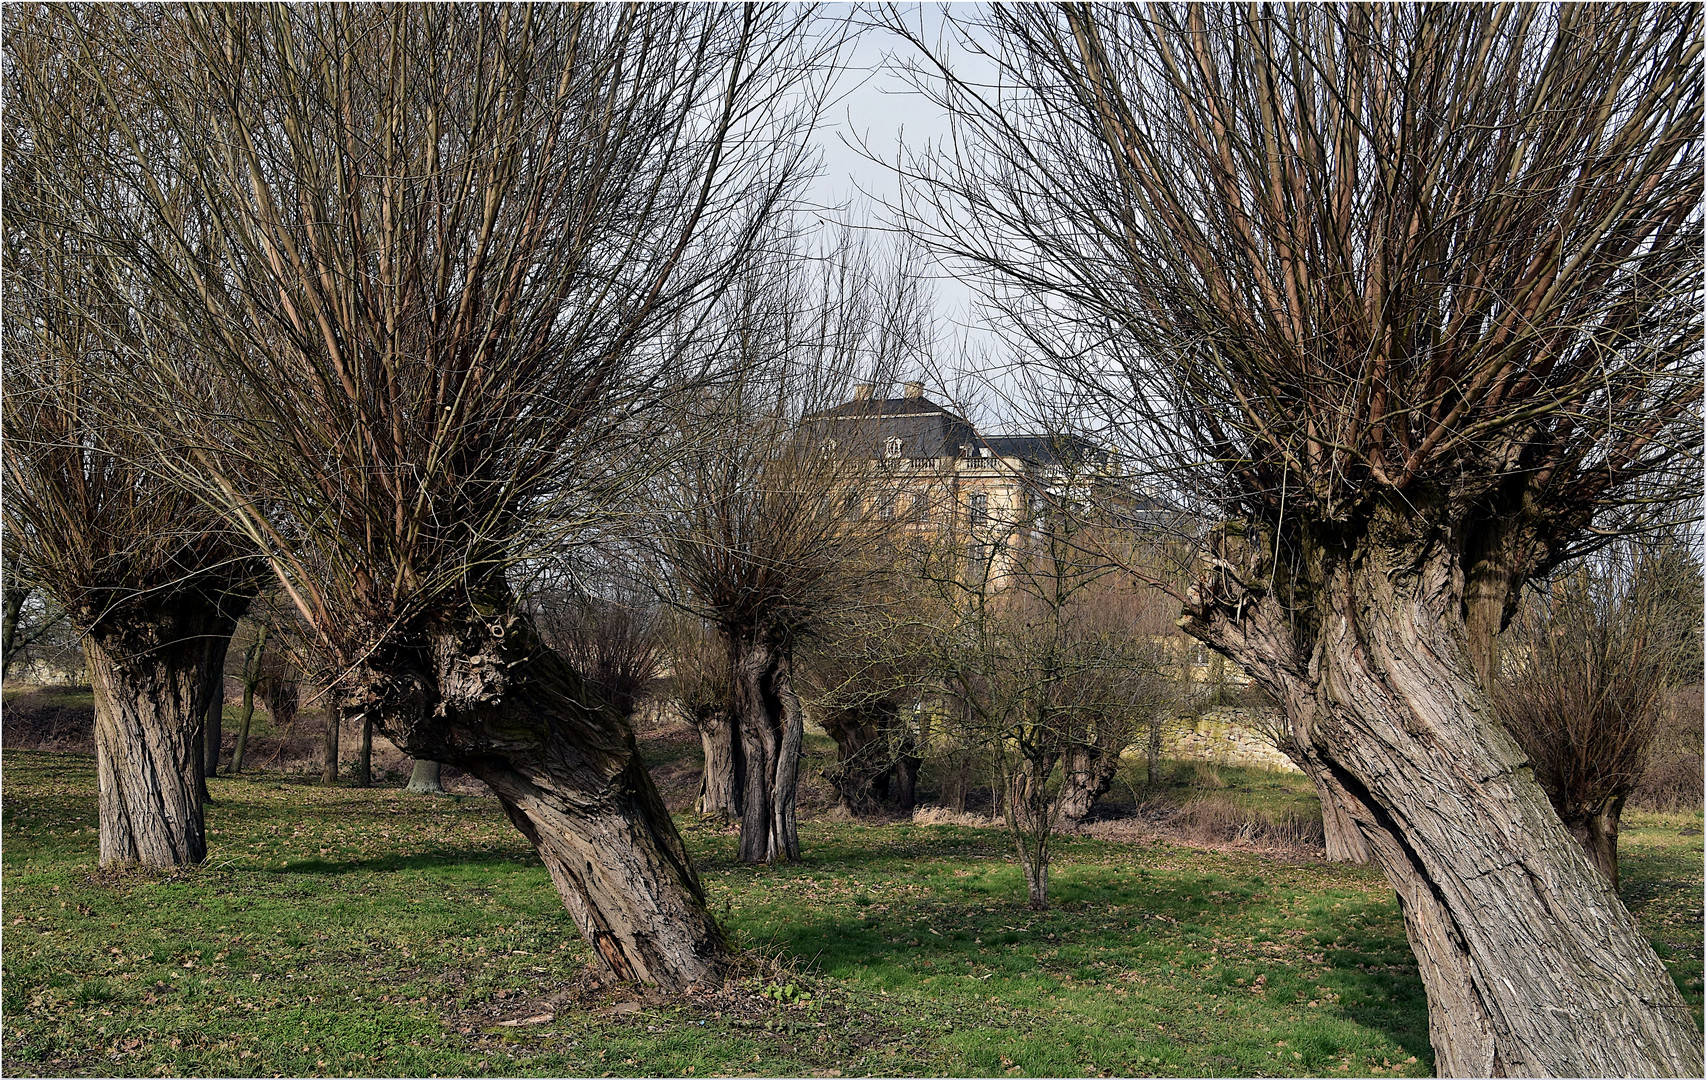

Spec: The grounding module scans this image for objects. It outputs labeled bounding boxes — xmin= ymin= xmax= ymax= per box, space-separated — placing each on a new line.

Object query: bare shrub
xmin=1171 ymin=795 xmax=1325 ymax=853
xmin=1496 ymin=542 xmax=1701 ymax=889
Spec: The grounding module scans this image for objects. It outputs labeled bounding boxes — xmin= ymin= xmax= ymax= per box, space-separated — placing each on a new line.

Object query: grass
xmin=3 ymin=749 xmax=1700 ymax=1078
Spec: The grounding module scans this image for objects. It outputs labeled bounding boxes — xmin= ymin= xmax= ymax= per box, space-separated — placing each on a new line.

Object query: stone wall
xmin=1163 ymin=707 xmax=1299 ymax=773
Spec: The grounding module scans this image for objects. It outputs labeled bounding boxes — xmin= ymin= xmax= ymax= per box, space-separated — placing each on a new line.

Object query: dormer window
xmin=884 ymin=436 xmax=903 ymax=458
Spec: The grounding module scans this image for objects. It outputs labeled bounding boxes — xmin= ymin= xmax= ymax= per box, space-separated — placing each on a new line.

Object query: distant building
xmin=806 ymin=381 xmax=1137 ymax=581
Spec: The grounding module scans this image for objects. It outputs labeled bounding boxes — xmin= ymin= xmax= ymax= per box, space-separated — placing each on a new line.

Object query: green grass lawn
xmin=3 ymin=750 xmax=1699 ymax=1077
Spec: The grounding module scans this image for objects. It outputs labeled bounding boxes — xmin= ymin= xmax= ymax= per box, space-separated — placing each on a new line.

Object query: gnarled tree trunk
xmin=690 ymin=704 xmax=741 ymax=819
xmin=730 ymin=636 xmax=802 ymax=863
xmin=85 ymin=597 xmax=243 ymax=868
xmin=1055 ymin=740 xmax=1123 ymax=826
xmin=353 ymin=607 xmax=732 ymax=991
xmin=822 ymin=698 xmax=923 ymax=816
xmin=1562 ymin=795 xmax=1626 ymax=893
xmin=1309 ymin=759 xmax=1371 ymax=865
xmin=890 ymin=752 xmax=920 ymax=812
xmin=1183 ymin=511 xmax=1702 ymax=1076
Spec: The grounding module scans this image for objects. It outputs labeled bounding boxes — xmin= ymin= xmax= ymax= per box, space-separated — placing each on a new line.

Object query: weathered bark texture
xmin=192 ymin=728 xmax=212 ymax=805
xmin=1562 ymin=796 xmax=1626 ymax=893
xmin=1182 ymin=511 xmax=1703 ymax=1076
xmin=820 ymin=698 xmax=922 ymax=816
xmin=349 ymin=606 xmax=732 ymax=990
xmin=203 ymin=675 xmax=224 ymax=777
xmin=1290 ymin=750 xmax=1371 ymax=864
xmin=321 ymin=709 xmax=340 ymax=784
xmin=690 ymin=704 xmax=741 ymax=819
xmin=356 ymin=714 xmax=374 ymax=787
xmin=85 ymin=597 xmax=243 ymax=868
xmin=1317 ymin=771 xmax=1372 ymax=865
xmin=1055 ymin=741 xmax=1123 ymax=825
xmin=405 ymin=759 xmax=444 ymax=794
xmin=730 ymin=637 xmax=802 ymax=863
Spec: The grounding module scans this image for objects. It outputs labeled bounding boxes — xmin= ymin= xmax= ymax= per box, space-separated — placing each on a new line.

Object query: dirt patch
xmin=444 ymin=952 xmax=898 ymax=1069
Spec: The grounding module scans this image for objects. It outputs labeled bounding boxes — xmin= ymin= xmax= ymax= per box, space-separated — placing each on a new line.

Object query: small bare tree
xmin=913 ymin=485 xmax=1168 ymax=909
xmin=655 ymin=234 xmax=923 ymax=863
xmin=667 ymin=615 xmax=740 ymax=820
xmin=1496 ymin=539 xmax=1702 ymax=889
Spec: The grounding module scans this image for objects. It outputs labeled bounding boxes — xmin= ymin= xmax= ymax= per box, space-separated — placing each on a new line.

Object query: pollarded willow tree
xmin=3 ymin=26 xmax=260 ymax=867
xmin=654 ymin=234 xmax=925 ymax=864
xmin=888 ymin=3 xmax=1703 ymax=1075
xmin=14 ymin=3 xmax=837 ymax=991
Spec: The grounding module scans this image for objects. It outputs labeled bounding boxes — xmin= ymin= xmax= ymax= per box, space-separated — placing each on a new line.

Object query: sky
xmin=798 ymin=6 xmax=1020 ymax=429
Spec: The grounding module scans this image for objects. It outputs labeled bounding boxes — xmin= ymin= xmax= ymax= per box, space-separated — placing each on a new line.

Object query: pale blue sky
xmin=801 ymin=6 xmax=1020 ymax=429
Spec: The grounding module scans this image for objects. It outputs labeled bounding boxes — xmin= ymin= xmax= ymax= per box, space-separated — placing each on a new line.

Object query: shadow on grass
xmin=746 ymin=894 xmax=1432 ymax=1068
xmin=259 ymin=848 xmax=545 ymax=876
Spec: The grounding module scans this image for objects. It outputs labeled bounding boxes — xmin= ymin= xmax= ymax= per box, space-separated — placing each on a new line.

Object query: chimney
xmin=852 ymin=384 xmax=875 ymax=402
xmin=903 ymin=380 xmax=925 ymax=400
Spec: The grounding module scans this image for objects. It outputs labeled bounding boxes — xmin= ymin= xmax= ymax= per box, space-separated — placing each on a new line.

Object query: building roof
xmin=980 ymin=434 xmax=1113 ymax=469
xmin=805 ymin=393 xmax=979 ymax=460
xmin=809 ymin=389 xmax=1120 ymax=474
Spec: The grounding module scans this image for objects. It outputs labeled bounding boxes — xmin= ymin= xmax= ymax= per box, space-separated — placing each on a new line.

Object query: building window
xmin=879 ymin=493 xmax=897 ymax=519
xmin=910 ymin=494 xmax=928 ymax=522
xmin=968 ymin=542 xmax=990 ymax=578
xmin=885 ymin=436 xmax=903 ymax=458
xmin=844 ymin=489 xmax=861 ymax=519
xmin=969 ymin=492 xmax=989 ymax=526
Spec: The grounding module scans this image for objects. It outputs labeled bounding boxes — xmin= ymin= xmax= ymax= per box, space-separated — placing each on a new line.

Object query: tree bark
xmin=84 ymin=597 xmax=242 ymax=868
xmin=203 ymin=673 xmax=224 ymax=777
xmin=355 ymin=714 xmax=373 ymax=787
xmin=1005 ymin=759 xmax=1054 ymax=911
xmin=230 ymin=629 xmax=265 ymax=775
xmin=3 ymin=580 xmax=28 ymax=680
xmin=822 ymin=701 xmax=893 ymax=815
xmin=321 ymin=709 xmax=339 ymax=784
xmin=1562 ymin=795 xmax=1626 ymax=893
xmin=822 ymin=699 xmax=923 ymax=815
xmin=1055 ymin=742 xmax=1121 ymax=825
xmin=350 ymin=606 xmax=732 ymax=990
xmin=691 ymin=705 xmax=741 ymax=819
xmin=1296 ymin=753 xmax=1370 ymax=864
xmin=730 ymin=636 xmax=801 ymax=863
xmin=891 ymin=752 xmax=920 ymax=812
xmin=1181 ymin=512 xmax=1703 ymax=1076
xmin=191 ymin=728 xmax=211 ymax=805
xmin=231 ymin=693 xmax=254 ymax=775
xmin=405 ymin=759 xmax=444 ymax=794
